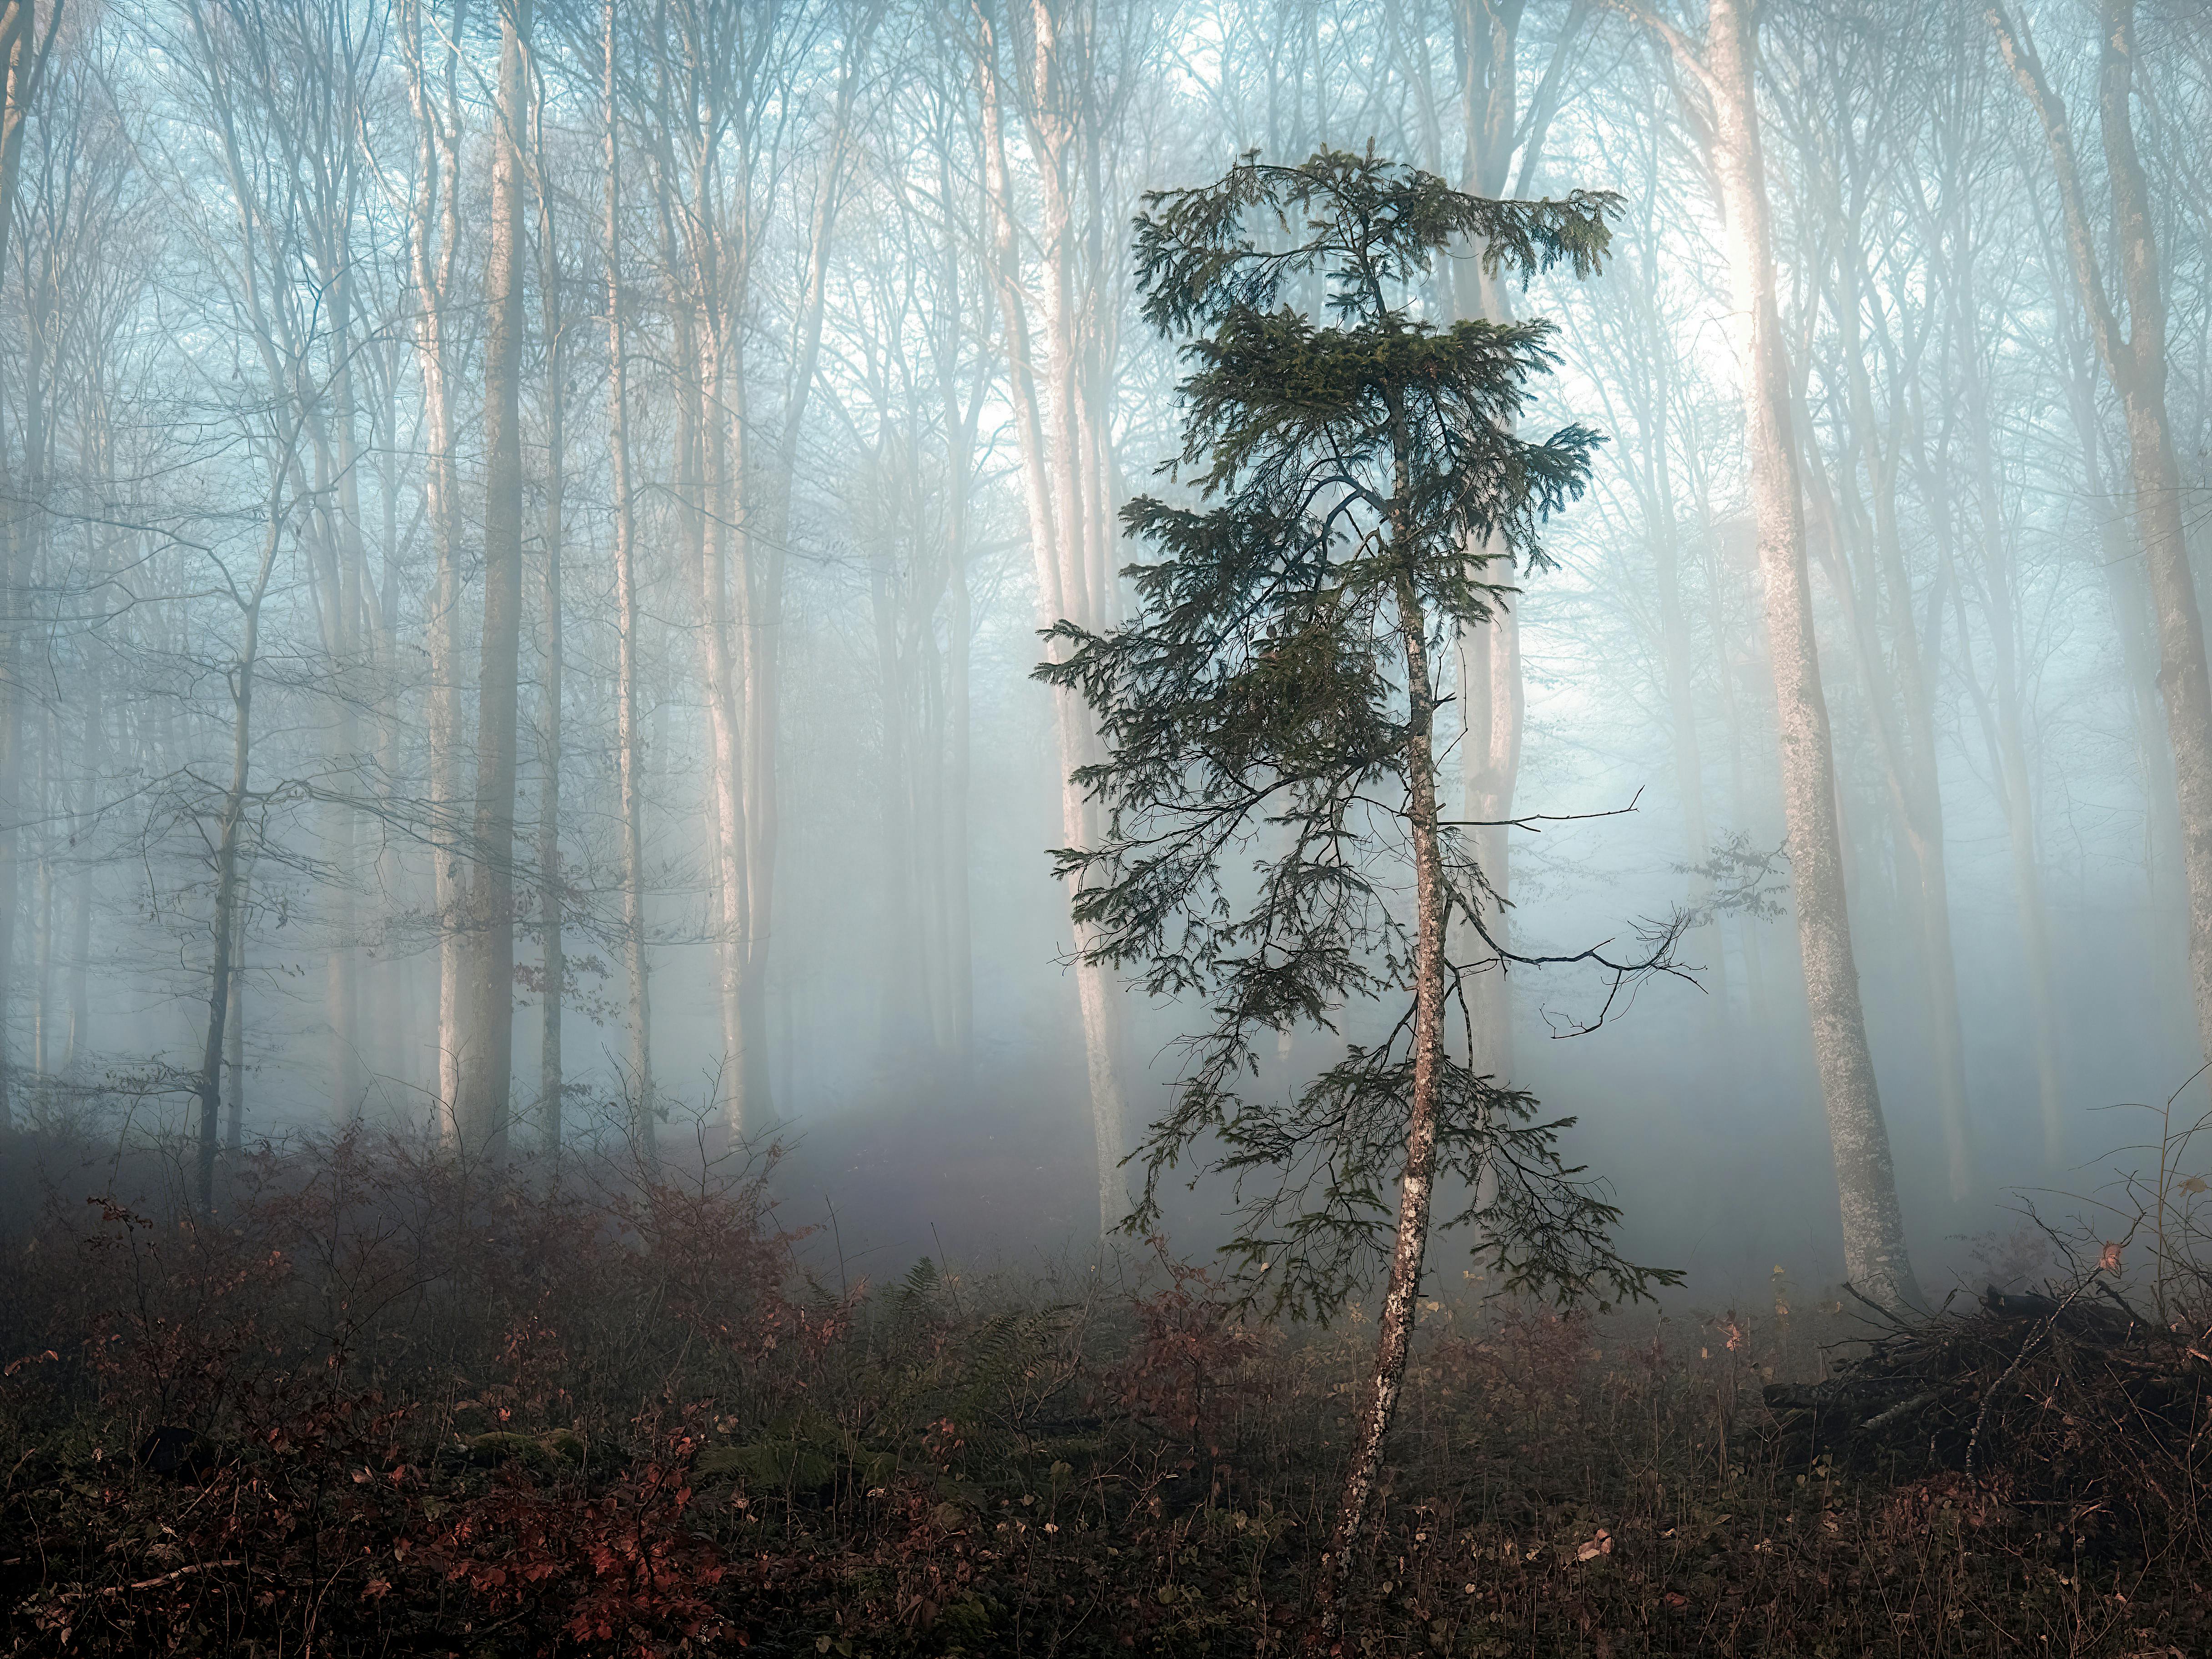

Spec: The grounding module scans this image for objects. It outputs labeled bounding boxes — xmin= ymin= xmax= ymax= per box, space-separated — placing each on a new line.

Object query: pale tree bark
xmin=0 ymin=244 xmax=48 ymax=1132
xmin=365 ymin=332 xmax=414 ymax=1094
xmin=975 ymin=0 xmax=1131 ymax=1232
xmin=0 ymin=0 xmax=61 ymax=1131
xmin=604 ymin=0 xmax=654 ymax=1159
xmin=1618 ymin=0 xmax=1920 ymax=1307
xmin=1793 ymin=256 xmax=1975 ymax=1200
xmin=1764 ymin=17 xmax=1976 ymax=1197
xmin=1441 ymin=0 xmax=1585 ymax=1091
xmin=453 ymin=0 xmax=531 ymax=1162
xmin=736 ymin=2 xmax=875 ymax=1118
xmin=1989 ymin=0 xmax=2212 ymax=1084
xmin=398 ymin=0 xmax=468 ymax=1137
xmin=529 ymin=38 xmax=565 ymax=1162
xmin=296 ymin=15 xmax=373 ymax=1127
xmin=637 ymin=0 xmax=754 ymax=1138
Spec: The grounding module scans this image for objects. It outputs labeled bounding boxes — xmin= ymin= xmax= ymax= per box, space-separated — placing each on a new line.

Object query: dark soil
xmin=1 ymin=1127 xmax=2207 ymax=1657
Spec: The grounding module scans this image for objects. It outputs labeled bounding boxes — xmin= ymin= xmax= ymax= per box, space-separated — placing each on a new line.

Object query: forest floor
xmin=0 ymin=1127 xmax=2205 ymax=1658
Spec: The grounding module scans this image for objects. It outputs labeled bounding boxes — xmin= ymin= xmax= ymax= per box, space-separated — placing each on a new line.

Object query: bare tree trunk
xmin=1991 ymin=0 xmax=2212 ymax=1082
xmin=402 ymin=0 xmax=468 ymax=1137
xmin=605 ymin=2 xmax=654 ymax=1160
xmin=699 ymin=317 xmax=753 ymax=1137
xmin=1824 ymin=250 xmax=1974 ymax=1199
xmin=738 ymin=20 xmax=868 ymax=1114
xmin=63 ymin=694 xmax=93 ymax=1076
xmin=1946 ymin=249 xmax=2065 ymax=1158
xmin=31 ymin=712 xmax=51 ymax=1091
xmin=944 ymin=502 xmax=975 ymax=1062
xmin=197 ymin=482 xmax=290 ymax=1213
xmin=979 ymin=1 xmax=1129 ymax=1230
xmin=1627 ymin=0 xmax=1919 ymax=1306
xmin=454 ymin=0 xmax=530 ymax=1162
xmin=0 ymin=188 xmax=55 ymax=1132
xmin=532 ymin=51 xmax=565 ymax=1162
xmin=324 ymin=273 xmax=369 ymax=1126
xmin=225 ymin=872 xmax=246 ymax=1152
xmin=0 ymin=0 xmax=61 ymax=278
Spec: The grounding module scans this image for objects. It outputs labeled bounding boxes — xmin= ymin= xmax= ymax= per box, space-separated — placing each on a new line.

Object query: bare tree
xmin=1609 ymin=0 xmax=1920 ymax=1308
xmin=1989 ymin=0 xmax=2212 ymax=1093
xmin=453 ymin=0 xmax=532 ymax=1161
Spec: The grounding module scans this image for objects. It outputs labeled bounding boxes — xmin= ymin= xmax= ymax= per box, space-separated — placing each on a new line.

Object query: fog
xmin=4 ymin=0 xmax=2210 ymax=1310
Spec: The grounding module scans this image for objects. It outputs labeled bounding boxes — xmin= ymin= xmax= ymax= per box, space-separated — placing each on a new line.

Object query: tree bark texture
xmin=1991 ymin=0 xmax=2212 ymax=1086
xmin=453 ymin=0 xmax=530 ymax=1162
xmin=1653 ymin=0 xmax=1921 ymax=1307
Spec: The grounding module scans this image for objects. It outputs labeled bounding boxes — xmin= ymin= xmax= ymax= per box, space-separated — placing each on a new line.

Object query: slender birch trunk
xmin=1318 ymin=548 xmax=1451 ymax=1648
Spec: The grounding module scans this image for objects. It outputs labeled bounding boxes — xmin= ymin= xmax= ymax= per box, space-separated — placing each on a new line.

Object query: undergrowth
xmin=0 ymin=1126 xmax=2204 ymax=1657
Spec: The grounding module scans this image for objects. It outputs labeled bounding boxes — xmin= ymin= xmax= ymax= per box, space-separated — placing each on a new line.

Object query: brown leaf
xmin=2099 ymin=1242 xmax=2123 ymax=1273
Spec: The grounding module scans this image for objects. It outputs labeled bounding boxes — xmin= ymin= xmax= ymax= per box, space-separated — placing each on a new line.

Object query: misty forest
xmin=4 ymin=0 xmax=2212 ymax=1652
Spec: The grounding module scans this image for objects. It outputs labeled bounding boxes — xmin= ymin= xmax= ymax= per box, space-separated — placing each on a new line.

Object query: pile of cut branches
xmin=1760 ymin=1280 xmax=2212 ymax=1548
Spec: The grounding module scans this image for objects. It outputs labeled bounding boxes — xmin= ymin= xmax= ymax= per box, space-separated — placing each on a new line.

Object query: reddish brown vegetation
xmin=0 ymin=1131 xmax=2207 ymax=1656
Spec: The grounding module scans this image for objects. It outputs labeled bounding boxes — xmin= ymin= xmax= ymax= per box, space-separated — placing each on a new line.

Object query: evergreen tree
xmin=1037 ymin=149 xmax=1684 ymax=1635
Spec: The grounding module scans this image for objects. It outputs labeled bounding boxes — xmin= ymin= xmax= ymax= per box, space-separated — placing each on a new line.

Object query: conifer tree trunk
xmin=1320 ymin=548 xmax=1451 ymax=1644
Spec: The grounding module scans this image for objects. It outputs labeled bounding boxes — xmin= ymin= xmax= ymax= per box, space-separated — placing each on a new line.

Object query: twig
xmin=1967 ymin=1277 xmax=2095 ymax=1483
xmin=1841 ymin=1280 xmax=1916 ymax=1332
xmin=103 ymin=1559 xmax=244 ymax=1594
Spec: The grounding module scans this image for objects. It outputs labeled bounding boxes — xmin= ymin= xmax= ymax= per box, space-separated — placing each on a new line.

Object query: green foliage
xmin=1039 ymin=148 xmax=1683 ymax=1323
